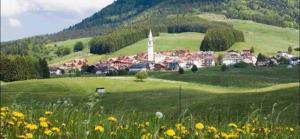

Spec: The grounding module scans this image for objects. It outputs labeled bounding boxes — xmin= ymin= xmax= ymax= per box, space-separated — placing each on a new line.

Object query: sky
xmin=1 ymin=0 xmax=114 ymax=42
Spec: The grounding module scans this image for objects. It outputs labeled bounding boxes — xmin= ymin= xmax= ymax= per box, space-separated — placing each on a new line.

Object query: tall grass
xmin=1 ymin=93 xmax=298 ymax=139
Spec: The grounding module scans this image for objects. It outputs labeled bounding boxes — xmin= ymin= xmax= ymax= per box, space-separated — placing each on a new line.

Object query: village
xmin=50 ymin=30 xmax=300 ymax=76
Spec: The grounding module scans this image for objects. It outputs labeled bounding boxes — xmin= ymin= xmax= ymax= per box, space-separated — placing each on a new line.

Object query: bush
xmin=288 ymin=46 xmax=293 ymax=54
xmin=178 ymin=67 xmax=184 ymax=74
xmin=135 ymin=71 xmax=148 ymax=81
xmin=56 ymin=47 xmax=71 ymax=57
xmin=278 ymin=57 xmax=289 ymax=65
xmin=191 ymin=65 xmax=198 ymax=73
xmin=74 ymin=42 xmax=84 ymax=52
xmin=200 ymin=28 xmax=245 ymax=51
xmin=221 ymin=64 xmax=228 ymax=72
xmin=234 ymin=62 xmax=252 ymax=68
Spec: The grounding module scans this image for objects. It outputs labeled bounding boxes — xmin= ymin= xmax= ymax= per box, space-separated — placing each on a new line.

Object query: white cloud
xmin=1 ymin=0 xmax=114 ymax=17
xmin=8 ymin=18 xmax=22 ymax=27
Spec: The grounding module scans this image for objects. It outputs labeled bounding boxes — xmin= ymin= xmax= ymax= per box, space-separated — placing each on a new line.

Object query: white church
xmin=147 ymin=30 xmax=166 ymax=64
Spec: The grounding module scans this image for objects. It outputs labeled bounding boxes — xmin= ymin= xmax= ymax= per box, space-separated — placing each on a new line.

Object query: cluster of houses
xmin=49 ymin=30 xmax=300 ymax=76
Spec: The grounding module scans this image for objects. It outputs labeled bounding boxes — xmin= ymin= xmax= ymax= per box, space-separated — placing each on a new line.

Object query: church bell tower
xmin=148 ymin=30 xmax=154 ymax=62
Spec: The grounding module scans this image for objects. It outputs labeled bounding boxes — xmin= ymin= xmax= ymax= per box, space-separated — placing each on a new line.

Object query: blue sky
xmin=1 ymin=0 xmax=114 ymax=42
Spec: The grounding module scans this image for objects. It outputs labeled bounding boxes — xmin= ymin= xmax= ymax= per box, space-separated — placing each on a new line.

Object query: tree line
xmin=0 ymin=54 xmax=50 ymax=82
xmin=200 ymin=28 xmax=245 ymax=51
xmin=89 ymin=27 xmax=160 ymax=54
xmin=89 ymin=16 xmax=232 ymax=55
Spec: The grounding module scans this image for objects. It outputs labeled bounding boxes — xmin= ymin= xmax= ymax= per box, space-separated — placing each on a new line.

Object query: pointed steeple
xmin=149 ymin=29 xmax=152 ymax=38
xmin=148 ymin=29 xmax=154 ymax=62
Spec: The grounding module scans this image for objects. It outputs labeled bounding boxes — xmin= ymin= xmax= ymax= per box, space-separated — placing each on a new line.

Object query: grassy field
xmin=1 ymin=66 xmax=299 ymax=138
xmin=199 ymin=13 xmax=299 ymax=56
xmin=1 ymin=66 xmax=298 ymax=121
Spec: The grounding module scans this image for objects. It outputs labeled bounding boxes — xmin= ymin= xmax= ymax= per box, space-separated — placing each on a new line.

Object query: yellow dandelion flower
xmin=51 ymin=127 xmax=61 ymax=133
xmin=208 ymin=126 xmax=218 ymax=133
xmin=165 ymin=129 xmax=176 ymax=137
xmin=45 ymin=111 xmax=53 ymax=115
xmin=39 ymin=117 xmax=47 ymax=122
xmin=107 ymin=116 xmax=117 ymax=122
xmin=44 ymin=129 xmax=52 ymax=136
xmin=221 ymin=132 xmax=229 ymax=139
xmin=26 ymin=123 xmax=38 ymax=130
xmin=95 ymin=125 xmax=105 ymax=133
xmin=195 ymin=122 xmax=204 ymax=130
xmin=40 ymin=122 xmax=48 ymax=128
xmin=214 ymin=134 xmax=220 ymax=139
xmin=228 ymin=123 xmax=238 ymax=128
xmin=25 ymin=133 xmax=33 ymax=139
xmin=12 ymin=111 xmax=25 ymax=119
xmin=1 ymin=107 xmax=9 ymax=112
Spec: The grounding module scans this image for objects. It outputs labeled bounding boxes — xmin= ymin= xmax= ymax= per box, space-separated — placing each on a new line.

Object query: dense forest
xmin=0 ymin=54 xmax=50 ymax=82
xmin=89 ymin=27 xmax=160 ymax=54
xmin=200 ymin=28 xmax=245 ymax=51
xmin=89 ymin=16 xmax=231 ymax=55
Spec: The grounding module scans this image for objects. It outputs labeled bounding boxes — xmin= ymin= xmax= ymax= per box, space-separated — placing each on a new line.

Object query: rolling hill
xmin=1 ymin=65 xmax=299 ymax=124
xmin=47 ymin=14 xmax=299 ymax=66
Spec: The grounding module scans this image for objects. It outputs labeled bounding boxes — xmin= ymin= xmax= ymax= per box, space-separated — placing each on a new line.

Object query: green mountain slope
xmin=1 ymin=0 xmax=299 ymax=61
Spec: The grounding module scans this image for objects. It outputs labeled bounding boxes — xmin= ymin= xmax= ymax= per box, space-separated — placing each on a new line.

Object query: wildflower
xmin=26 ymin=123 xmax=38 ymax=130
xmin=95 ymin=125 xmax=104 ymax=133
xmin=25 ymin=133 xmax=33 ymax=139
xmin=263 ymin=128 xmax=270 ymax=135
xmin=44 ymin=129 xmax=52 ymax=136
xmin=109 ymin=131 xmax=117 ymax=136
xmin=39 ymin=117 xmax=47 ymax=122
xmin=40 ymin=122 xmax=48 ymax=128
xmin=208 ymin=126 xmax=218 ymax=133
xmin=45 ymin=111 xmax=53 ymax=115
xmin=289 ymin=127 xmax=294 ymax=132
xmin=8 ymin=120 xmax=14 ymax=125
xmin=175 ymin=123 xmax=183 ymax=130
xmin=195 ymin=122 xmax=204 ymax=130
xmin=141 ymin=133 xmax=152 ymax=139
xmin=214 ymin=134 xmax=220 ymax=139
xmin=228 ymin=123 xmax=238 ymax=128
xmin=17 ymin=135 xmax=26 ymax=139
xmin=1 ymin=107 xmax=9 ymax=112
xmin=107 ymin=116 xmax=117 ymax=123
xmin=51 ymin=127 xmax=61 ymax=133
xmin=145 ymin=121 xmax=150 ymax=127
xmin=165 ymin=129 xmax=176 ymax=137
xmin=221 ymin=132 xmax=229 ymax=139
xmin=155 ymin=112 xmax=163 ymax=119
xmin=12 ymin=111 xmax=25 ymax=119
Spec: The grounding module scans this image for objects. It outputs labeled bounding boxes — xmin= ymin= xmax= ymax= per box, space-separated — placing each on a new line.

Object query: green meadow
xmin=1 ymin=65 xmax=299 ymax=123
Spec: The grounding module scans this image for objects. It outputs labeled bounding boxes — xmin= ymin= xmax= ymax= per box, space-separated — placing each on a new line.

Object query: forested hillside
xmin=1 ymin=0 xmax=298 ymax=58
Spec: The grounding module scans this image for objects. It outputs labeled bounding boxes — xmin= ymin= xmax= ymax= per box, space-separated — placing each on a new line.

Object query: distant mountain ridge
xmin=1 ymin=0 xmax=299 ymax=56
